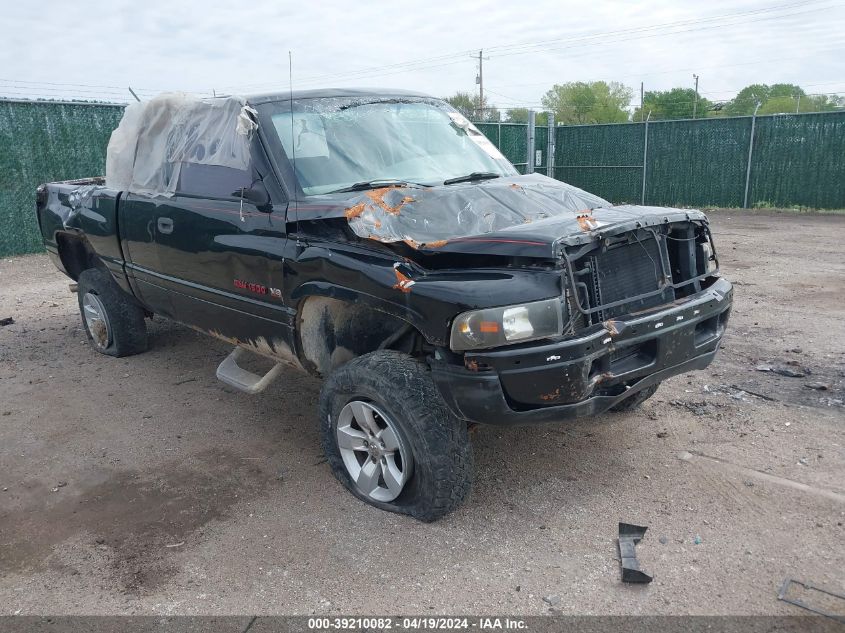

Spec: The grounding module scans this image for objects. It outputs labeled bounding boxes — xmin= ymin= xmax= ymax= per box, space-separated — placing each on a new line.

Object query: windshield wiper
xmin=329 ymin=179 xmax=417 ymax=194
xmin=443 ymin=172 xmax=501 ymax=186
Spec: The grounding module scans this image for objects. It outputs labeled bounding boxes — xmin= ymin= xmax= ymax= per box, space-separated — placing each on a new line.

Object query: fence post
xmin=641 ymin=111 xmax=651 ymax=205
xmin=743 ymin=103 xmax=761 ymax=209
xmin=526 ymin=110 xmax=536 ymax=174
xmin=546 ymin=113 xmax=555 ymax=178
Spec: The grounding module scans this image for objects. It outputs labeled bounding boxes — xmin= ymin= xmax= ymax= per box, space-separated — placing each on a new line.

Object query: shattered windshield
xmin=267 ymin=98 xmax=516 ymax=195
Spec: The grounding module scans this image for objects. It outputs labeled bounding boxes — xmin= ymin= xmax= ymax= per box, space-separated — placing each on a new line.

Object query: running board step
xmin=216 ymin=347 xmax=285 ymax=394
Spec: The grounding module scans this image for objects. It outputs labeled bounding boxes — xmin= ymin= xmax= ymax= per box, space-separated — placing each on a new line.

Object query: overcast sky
xmin=1 ymin=0 xmax=842 ymax=109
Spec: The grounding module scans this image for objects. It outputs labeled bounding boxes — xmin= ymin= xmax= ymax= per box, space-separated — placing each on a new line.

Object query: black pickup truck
xmin=36 ymin=89 xmax=732 ymax=520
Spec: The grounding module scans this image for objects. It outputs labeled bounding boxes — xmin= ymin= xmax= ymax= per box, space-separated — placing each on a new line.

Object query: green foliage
xmin=444 ymin=91 xmax=500 ymax=122
xmin=724 ymin=83 xmax=843 ymax=116
xmin=769 ymin=83 xmax=804 ymax=99
xmin=632 ymin=88 xmax=713 ymax=121
xmin=504 ymin=108 xmax=548 ymax=126
xmin=505 ymin=107 xmax=529 ymax=123
xmin=724 ymin=84 xmax=773 ymax=116
xmin=541 ymin=81 xmax=631 ymax=125
xmin=444 ymin=92 xmax=475 ymax=118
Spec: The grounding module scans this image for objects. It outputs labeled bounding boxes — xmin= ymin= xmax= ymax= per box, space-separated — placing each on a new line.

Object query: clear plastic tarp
xmin=105 ymin=93 xmax=257 ymax=196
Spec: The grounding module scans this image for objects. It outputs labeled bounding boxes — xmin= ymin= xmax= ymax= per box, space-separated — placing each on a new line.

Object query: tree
xmin=722 ymin=83 xmax=844 ymax=116
xmin=505 ymin=107 xmax=530 ymax=123
xmin=541 ymin=81 xmax=631 ymax=125
xmin=444 ymin=92 xmax=475 ymax=118
xmin=632 ymin=88 xmax=714 ymax=121
xmin=444 ymin=91 xmax=500 ymax=122
xmin=723 ymin=84 xmax=773 ymax=116
xmin=505 ymin=108 xmax=548 ymax=126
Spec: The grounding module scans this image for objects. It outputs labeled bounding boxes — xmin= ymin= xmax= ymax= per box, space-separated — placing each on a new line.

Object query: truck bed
xmin=36 ymin=178 xmax=125 ymax=284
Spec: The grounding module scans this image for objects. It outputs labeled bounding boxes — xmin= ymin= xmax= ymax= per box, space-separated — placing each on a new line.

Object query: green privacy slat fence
xmin=477 ymin=110 xmax=845 ymax=210
xmin=475 ymin=122 xmax=531 ymax=174
xmin=476 ymin=122 xmax=550 ymax=176
xmin=0 ymin=100 xmax=125 ymax=257
xmin=2 ymin=101 xmax=844 ymax=257
xmin=645 ymin=116 xmax=752 ymax=208
xmin=554 ymin=122 xmax=644 ymax=203
xmin=749 ymin=112 xmax=845 ymax=209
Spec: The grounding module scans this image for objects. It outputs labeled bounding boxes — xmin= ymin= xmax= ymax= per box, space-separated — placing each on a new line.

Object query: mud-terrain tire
xmin=77 ymin=268 xmax=148 ymax=357
xmin=610 ymin=382 xmax=660 ymax=412
xmin=319 ymin=350 xmax=472 ymax=522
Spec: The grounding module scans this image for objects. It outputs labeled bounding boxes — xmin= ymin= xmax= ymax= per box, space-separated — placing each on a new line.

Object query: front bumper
xmin=432 ymin=277 xmax=732 ymax=425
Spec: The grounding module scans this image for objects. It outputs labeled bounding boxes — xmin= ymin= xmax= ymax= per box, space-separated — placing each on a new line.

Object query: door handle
xmin=157 ymin=217 xmax=174 ymax=234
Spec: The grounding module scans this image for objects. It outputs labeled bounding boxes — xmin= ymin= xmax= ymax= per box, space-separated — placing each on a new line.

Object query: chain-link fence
xmin=475 ymin=122 xmax=553 ymax=176
xmin=486 ymin=110 xmax=845 ymax=210
xmin=0 ymin=99 xmax=124 ymax=257
xmin=1 ymin=100 xmax=844 ymax=257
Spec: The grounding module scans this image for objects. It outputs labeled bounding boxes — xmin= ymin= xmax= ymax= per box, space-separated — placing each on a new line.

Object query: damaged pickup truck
xmin=36 ymin=89 xmax=732 ymax=520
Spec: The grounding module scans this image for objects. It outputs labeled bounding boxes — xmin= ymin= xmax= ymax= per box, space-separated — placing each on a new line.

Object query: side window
xmin=176 ymin=163 xmax=252 ymax=199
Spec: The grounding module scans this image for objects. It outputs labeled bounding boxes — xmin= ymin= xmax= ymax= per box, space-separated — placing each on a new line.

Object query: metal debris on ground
xmin=805 ymin=382 xmax=830 ymax=391
xmin=728 ymin=384 xmax=777 ymax=401
xmin=669 ymin=400 xmax=715 ymax=416
xmin=542 ymin=594 xmax=561 ymax=607
xmin=777 ymin=578 xmax=845 ymax=622
xmin=755 ymin=363 xmax=810 ymax=378
xmin=708 ymin=383 xmax=777 ymax=402
xmin=617 ymin=523 xmax=653 ymax=584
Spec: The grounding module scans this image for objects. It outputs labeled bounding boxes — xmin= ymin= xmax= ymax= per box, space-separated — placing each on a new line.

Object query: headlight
xmin=698 ymin=242 xmax=717 ymax=275
xmin=450 ymin=298 xmax=564 ymax=351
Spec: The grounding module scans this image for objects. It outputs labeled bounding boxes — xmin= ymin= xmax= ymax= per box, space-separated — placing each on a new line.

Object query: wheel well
xmin=297 ymin=296 xmax=426 ymax=377
xmin=56 ymin=233 xmax=104 ymax=280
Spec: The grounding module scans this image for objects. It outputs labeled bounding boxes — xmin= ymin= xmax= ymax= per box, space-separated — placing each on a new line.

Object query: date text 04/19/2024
xmin=307 ymin=617 xmax=528 ymax=630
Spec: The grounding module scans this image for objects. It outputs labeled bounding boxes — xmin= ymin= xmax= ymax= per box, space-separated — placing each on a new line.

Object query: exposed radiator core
xmin=589 ymin=238 xmax=673 ymax=321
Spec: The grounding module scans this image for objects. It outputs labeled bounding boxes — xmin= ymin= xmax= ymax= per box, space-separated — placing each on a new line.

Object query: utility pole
xmin=473 ymin=49 xmax=489 ymax=120
xmin=692 ymin=74 xmax=700 ymax=119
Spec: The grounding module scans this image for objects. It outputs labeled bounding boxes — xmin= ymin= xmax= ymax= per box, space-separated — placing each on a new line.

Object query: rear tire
xmin=319 ymin=351 xmax=472 ymax=522
xmin=77 ymin=268 xmax=148 ymax=357
xmin=610 ymin=382 xmax=660 ymax=412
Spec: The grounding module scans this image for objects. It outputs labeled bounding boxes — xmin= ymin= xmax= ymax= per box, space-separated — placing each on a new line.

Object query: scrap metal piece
xmin=618 ymin=522 xmax=653 ymax=583
xmin=778 ymin=578 xmax=845 ymax=622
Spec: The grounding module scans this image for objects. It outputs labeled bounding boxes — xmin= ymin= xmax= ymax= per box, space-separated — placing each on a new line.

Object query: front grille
xmin=564 ymin=222 xmax=714 ymax=329
xmin=585 ymin=237 xmax=673 ymax=322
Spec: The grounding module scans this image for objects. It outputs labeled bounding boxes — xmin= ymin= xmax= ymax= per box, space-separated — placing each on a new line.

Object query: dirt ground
xmin=0 ymin=210 xmax=843 ymax=616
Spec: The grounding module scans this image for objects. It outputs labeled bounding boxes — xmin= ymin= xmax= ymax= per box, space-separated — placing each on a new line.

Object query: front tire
xmin=319 ymin=351 xmax=472 ymax=522
xmin=77 ymin=268 xmax=148 ymax=357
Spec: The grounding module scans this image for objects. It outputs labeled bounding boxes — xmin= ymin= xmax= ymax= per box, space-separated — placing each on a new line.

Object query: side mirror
xmin=233 ymin=183 xmax=271 ymax=211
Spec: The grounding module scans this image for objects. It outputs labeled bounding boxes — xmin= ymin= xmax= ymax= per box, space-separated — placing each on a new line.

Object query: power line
xmin=484 ymin=0 xmax=832 ymax=56
xmin=491 ymin=45 xmax=845 ymax=90
xmin=1 ymin=1 xmax=839 ymax=102
xmin=485 ymin=4 xmax=837 ymax=63
xmin=220 ymin=0 xmax=838 ymax=92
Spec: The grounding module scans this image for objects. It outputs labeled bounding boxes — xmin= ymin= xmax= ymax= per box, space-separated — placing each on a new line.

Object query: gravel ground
xmin=0 ymin=210 xmax=843 ymax=616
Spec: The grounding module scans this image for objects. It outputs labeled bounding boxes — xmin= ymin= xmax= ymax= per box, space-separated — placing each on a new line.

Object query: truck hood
xmin=295 ymin=173 xmax=707 ymax=258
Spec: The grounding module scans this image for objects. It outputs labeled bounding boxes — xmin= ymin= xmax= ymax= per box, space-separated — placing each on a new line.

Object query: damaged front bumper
xmin=431 ymin=278 xmax=732 ymax=425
